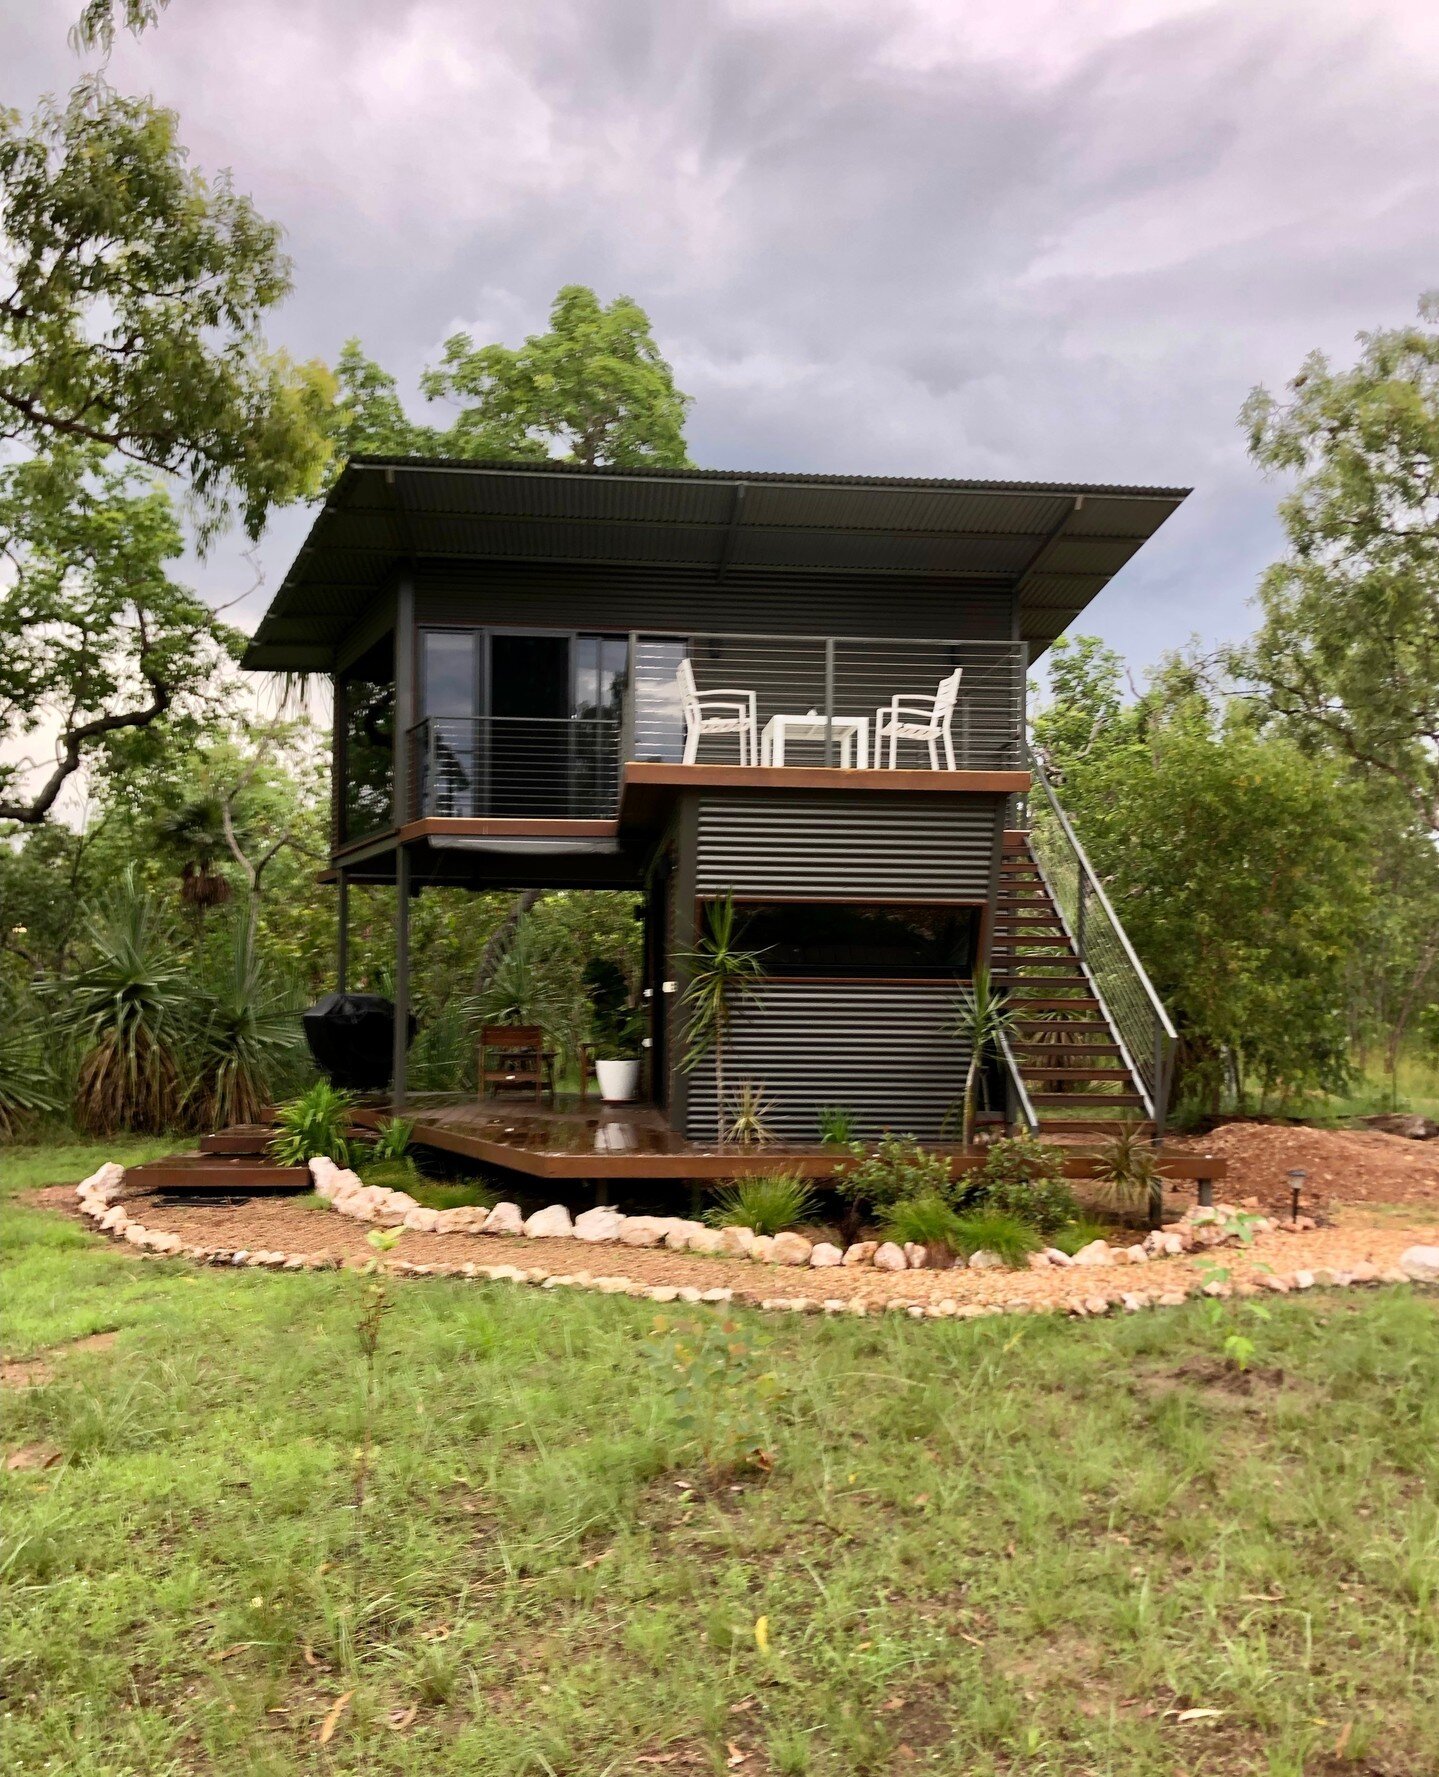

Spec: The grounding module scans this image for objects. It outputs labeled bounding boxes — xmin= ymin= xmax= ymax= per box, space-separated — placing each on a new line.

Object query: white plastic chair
xmin=677 ymin=658 xmax=758 ymax=765
xmin=875 ymin=667 xmax=963 ymax=769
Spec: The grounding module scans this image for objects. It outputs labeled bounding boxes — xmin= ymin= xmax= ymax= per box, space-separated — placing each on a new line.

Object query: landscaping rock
xmin=1070 ymin=1239 xmax=1112 ymax=1266
xmin=523 ymin=1204 xmax=575 ymax=1239
xmin=771 ymin=1232 xmax=813 ymax=1266
xmin=484 ymin=1202 xmax=525 ymax=1237
xmin=1399 ymin=1244 xmax=1439 ymax=1283
xmin=619 ymin=1216 xmax=666 ymax=1247
xmin=1125 ymin=1244 xmax=1149 ymax=1264
xmin=76 ymin=1162 xmax=125 ymax=1201
xmin=1043 ymin=1247 xmax=1073 ymax=1267
xmin=968 ymin=1249 xmax=1003 ymax=1270
xmin=662 ymin=1220 xmax=709 ymax=1250
xmin=573 ymin=1207 xmax=625 ymax=1243
xmin=903 ymin=1242 xmax=928 ymax=1269
xmin=402 ymin=1206 xmax=440 ymax=1232
xmin=685 ymin=1227 xmax=727 ymax=1256
xmin=750 ymin=1235 xmax=776 ymax=1263
xmin=1027 ymin=1251 xmax=1052 ymax=1269
xmin=872 ymin=1242 xmax=907 ymax=1272
xmin=842 ymin=1241 xmax=878 ymax=1267
xmin=719 ymin=1225 xmax=756 ymax=1257
xmin=809 ymin=1242 xmax=844 ymax=1268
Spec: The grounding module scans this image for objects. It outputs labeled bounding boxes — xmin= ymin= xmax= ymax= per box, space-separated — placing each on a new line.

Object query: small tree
xmin=679 ymin=894 xmax=768 ymax=1144
xmin=952 ymin=968 xmax=1017 ymax=1149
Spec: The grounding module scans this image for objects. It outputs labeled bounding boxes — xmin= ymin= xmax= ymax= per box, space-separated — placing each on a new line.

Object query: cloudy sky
xmin=9 ymin=0 xmax=1439 ymax=669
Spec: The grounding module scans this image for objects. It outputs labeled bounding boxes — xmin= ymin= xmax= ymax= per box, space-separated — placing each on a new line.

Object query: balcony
xmin=406 ymin=633 xmax=1025 ymax=822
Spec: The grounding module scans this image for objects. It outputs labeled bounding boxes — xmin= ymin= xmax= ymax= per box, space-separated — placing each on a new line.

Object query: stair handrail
xmin=995 ymin=1027 xmax=1039 ymax=1133
xmin=1024 ymin=745 xmax=1177 ymax=1046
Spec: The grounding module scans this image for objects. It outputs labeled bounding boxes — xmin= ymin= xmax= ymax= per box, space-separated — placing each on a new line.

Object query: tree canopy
xmin=71 ymin=0 xmax=172 ymax=52
xmin=327 ymin=285 xmax=693 ymax=477
xmin=0 ymin=447 xmax=242 ymax=825
xmin=0 ymin=82 xmax=331 ymax=544
xmin=1237 ymin=295 xmax=1439 ymax=834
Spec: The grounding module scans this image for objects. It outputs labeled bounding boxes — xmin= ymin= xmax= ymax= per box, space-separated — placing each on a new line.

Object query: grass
xmin=706 ymin=1172 xmax=817 ymax=1237
xmin=2 ymin=1140 xmax=1438 ymax=1773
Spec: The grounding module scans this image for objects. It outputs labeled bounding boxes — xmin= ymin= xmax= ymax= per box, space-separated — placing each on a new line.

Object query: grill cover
xmin=301 ymin=992 xmax=415 ymax=1091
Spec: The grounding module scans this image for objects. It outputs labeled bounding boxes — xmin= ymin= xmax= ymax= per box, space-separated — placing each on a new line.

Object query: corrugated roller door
xmin=683 ymin=984 xmax=969 ymax=1141
xmin=695 ymin=794 xmax=999 ymax=899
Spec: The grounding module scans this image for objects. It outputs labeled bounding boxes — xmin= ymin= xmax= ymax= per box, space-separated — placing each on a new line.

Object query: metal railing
xmin=626 ymin=633 xmax=1025 ymax=770
xmin=1022 ymin=745 xmax=1178 ymax=1132
xmin=409 ymin=715 xmax=620 ymax=820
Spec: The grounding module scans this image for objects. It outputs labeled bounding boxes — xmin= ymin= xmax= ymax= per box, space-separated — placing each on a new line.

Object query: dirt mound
xmin=1169 ymin=1122 xmax=1439 ymax=1214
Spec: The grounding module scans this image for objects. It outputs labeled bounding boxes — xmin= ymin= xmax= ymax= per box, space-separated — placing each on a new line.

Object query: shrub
xmin=878 ymin=1194 xmax=967 ymax=1264
xmin=817 ymin=1104 xmax=857 ymax=1145
xmin=357 ymin=1156 xmax=421 ymax=1191
xmin=0 ymin=992 xmax=64 ymax=1138
xmin=269 ymin=1080 xmax=356 ymax=1168
xmin=368 ymin=1116 xmax=413 ymax=1162
xmin=834 ymin=1134 xmax=955 ymax=1214
xmin=1087 ymin=1121 xmax=1161 ymax=1220
xmin=186 ymin=926 xmax=303 ymax=1130
xmin=968 ymin=1133 xmax=1076 ymax=1234
xmin=645 ymin=1313 xmax=785 ymax=1475
xmin=949 ymin=1210 xmax=1042 ymax=1269
xmin=706 ymin=1172 xmax=816 ymax=1236
xmin=1049 ymin=1217 xmax=1113 ymax=1256
xmin=411 ymin=1178 xmax=500 ymax=1213
xmin=53 ymin=866 xmax=190 ymax=1135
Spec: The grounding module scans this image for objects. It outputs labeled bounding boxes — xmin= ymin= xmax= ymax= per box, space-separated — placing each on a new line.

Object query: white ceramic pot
xmin=595 ymin=1058 xmax=641 ymax=1103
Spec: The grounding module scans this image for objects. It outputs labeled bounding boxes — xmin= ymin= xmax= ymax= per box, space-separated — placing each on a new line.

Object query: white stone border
xmin=68 ymin=1160 xmax=1439 ymax=1316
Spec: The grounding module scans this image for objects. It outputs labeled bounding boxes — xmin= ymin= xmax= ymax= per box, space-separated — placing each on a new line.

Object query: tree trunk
xmin=962 ymin=1052 xmax=979 ymax=1150
xmin=714 ymin=1023 xmax=727 ymax=1145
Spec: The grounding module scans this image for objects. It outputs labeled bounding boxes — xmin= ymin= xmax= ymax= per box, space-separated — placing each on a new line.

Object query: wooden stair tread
xmin=1029 ymin=1092 xmax=1144 ymax=1107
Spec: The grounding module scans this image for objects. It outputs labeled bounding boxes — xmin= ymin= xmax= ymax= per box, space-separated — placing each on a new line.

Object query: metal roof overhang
xmin=241 ymin=457 xmax=1189 ymax=672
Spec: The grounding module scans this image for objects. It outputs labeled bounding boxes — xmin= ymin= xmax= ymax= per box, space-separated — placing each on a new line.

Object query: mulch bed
xmin=34 ymin=1184 xmax=1439 ymax=1316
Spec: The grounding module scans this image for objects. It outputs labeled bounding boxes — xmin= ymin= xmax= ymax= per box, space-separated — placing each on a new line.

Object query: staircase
xmin=992 ymin=751 xmax=1177 ymax=1140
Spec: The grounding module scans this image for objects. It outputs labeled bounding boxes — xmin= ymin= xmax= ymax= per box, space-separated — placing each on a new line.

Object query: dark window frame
xmin=698 ymin=894 xmax=985 ymax=983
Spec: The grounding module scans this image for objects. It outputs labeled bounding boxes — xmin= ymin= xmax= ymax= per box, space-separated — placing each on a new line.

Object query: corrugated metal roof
xmin=242 ymin=457 xmax=1189 ymax=670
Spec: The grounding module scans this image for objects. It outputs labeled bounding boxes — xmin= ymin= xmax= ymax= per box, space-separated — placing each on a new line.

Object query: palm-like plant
xmin=478 ymin=916 xmax=564 ymax=1030
xmin=953 ymin=968 xmax=1018 ymax=1150
xmin=186 ymin=925 xmax=303 ymax=1129
xmin=0 ymin=999 xmax=65 ymax=1138
xmin=679 ymin=894 xmax=768 ymax=1143
xmin=155 ymin=794 xmax=235 ymax=912
xmin=52 ymin=865 xmax=190 ymax=1134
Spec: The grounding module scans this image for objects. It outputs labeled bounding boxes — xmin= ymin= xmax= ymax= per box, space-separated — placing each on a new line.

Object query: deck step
xmin=1008 ymin=997 xmax=1103 ymax=1011
xmin=124 ymin=1153 xmax=310 ymax=1192
xmin=1029 ymin=1092 xmax=1144 ymax=1108
xmin=1034 ymin=1118 xmax=1153 ymax=1137
xmin=1011 ymin=1041 xmax=1124 ymax=1058
xmin=199 ymin=1126 xmax=274 ymax=1157
xmin=1011 ymin=1066 xmax=1129 ymax=1082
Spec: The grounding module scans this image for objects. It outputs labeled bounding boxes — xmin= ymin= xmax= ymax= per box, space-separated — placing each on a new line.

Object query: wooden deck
xmin=355 ymin=1096 xmax=1226 ymax=1191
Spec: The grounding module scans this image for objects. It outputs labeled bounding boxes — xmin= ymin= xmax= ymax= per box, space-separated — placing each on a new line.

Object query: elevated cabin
xmin=244 ymin=459 xmax=1186 ymax=1165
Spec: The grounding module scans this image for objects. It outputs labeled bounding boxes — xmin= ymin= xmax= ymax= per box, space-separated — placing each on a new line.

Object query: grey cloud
xmin=7 ymin=0 xmax=1437 ymax=671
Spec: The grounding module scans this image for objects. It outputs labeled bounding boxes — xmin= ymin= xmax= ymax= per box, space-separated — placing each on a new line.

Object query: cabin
xmin=243 ymin=459 xmax=1184 ymax=1179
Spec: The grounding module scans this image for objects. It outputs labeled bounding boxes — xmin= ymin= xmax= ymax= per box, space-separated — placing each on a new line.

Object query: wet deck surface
xmin=355 ymin=1095 xmax=867 ymax=1179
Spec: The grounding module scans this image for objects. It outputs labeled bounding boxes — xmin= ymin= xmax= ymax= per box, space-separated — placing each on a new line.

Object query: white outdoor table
xmin=760 ymin=711 xmax=869 ymax=768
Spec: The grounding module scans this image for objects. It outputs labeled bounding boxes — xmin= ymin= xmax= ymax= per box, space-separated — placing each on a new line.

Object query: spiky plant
xmin=725 ymin=1078 xmax=775 ymax=1148
xmin=186 ymin=925 xmax=302 ymax=1129
xmin=680 ymin=894 xmax=768 ymax=1143
xmin=52 ymin=866 xmax=190 ymax=1134
xmin=952 ymin=968 xmax=1018 ymax=1150
xmin=706 ymin=1172 xmax=816 ymax=1237
xmin=155 ymin=794 xmax=235 ymax=911
xmin=0 ymin=1001 xmax=64 ymax=1138
xmin=1088 ymin=1120 xmax=1161 ymax=1221
xmin=269 ymin=1079 xmax=357 ymax=1168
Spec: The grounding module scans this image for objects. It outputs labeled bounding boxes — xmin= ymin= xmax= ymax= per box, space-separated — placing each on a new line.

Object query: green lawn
xmin=2 ymin=1142 xmax=1437 ymax=1775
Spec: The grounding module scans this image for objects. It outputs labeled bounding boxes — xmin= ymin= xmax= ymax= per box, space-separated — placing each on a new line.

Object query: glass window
xmin=421 ymin=631 xmax=478 ymax=720
xmin=725 ymin=900 xmax=980 ymax=980
xmin=340 ymin=635 xmax=395 ymax=839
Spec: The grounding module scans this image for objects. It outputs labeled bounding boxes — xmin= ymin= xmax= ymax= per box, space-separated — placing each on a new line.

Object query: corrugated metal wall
xmin=683 ymin=983 xmax=969 ymax=1141
xmin=694 ymin=794 xmax=1000 ymax=899
xmin=416 ymin=561 xmax=1016 ymax=641
xmin=680 ymin=788 xmax=1003 ymax=1140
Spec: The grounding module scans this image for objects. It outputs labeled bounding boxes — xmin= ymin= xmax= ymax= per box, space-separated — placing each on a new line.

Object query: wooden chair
xmin=478 ymin=1024 xmax=556 ymax=1103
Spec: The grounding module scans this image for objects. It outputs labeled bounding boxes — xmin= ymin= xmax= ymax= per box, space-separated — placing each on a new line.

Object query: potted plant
xmin=585 ymin=957 xmax=645 ymax=1103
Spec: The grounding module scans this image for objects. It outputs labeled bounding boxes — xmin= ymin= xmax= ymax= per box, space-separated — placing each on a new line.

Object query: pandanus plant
xmin=679 ymin=893 xmax=769 ymax=1144
xmin=952 ymin=967 xmax=1018 ymax=1150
